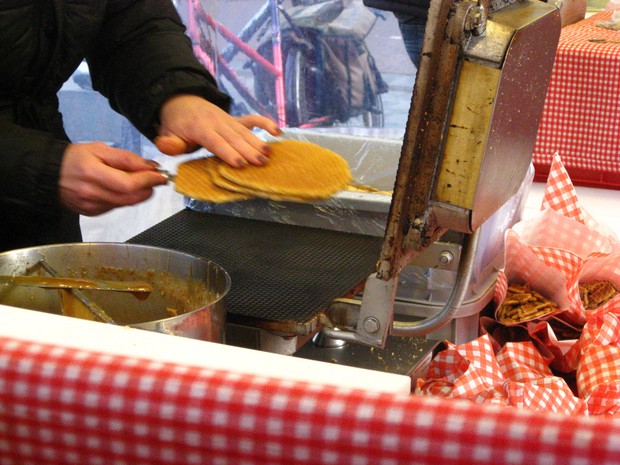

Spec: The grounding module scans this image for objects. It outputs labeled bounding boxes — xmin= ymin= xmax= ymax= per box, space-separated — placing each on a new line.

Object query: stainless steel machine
xmin=130 ymin=0 xmax=560 ymax=378
xmin=321 ymin=0 xmax=561 ymax=347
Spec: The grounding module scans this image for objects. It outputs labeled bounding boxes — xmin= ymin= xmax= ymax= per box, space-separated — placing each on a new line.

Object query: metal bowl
xmin=0 ymin=243 xmax=231 ymax=343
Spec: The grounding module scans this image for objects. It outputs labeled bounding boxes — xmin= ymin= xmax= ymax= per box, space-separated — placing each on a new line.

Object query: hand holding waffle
xmin=155 ymin=95 xmax=282 ymax=167
xmin=171 ymin=139 xmax=352 ymax=203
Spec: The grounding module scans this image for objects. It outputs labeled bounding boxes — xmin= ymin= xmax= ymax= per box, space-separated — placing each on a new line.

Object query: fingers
xmin=155 ymin=134 xmax=191 ymax=155
xmin=91 ymin=142 xmax=158 ymax=172
xmin=236 ymin=114 xmax=282 ymax=137
xmin=59 ymin=142 xmax=168 ymax=216
xmin=215 ymin=114 xmax=284 ymax=165
xmin=158 ymin=121 xmax=273 ymax=168
xmin=157 ymin=95 xmax=283 ymax=168
xmin=86 ymin=149 xmax=168 ymax=197
xmin=65 ymin=181 xmax=157 ymax=217
xmin=207 ymin=128 xmax=271 ymax=167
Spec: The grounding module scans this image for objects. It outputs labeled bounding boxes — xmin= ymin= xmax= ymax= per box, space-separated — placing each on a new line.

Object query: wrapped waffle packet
xmin=483 ymin=292 xmax=582 ymax=373
xmin=489 ymin=154 xmax=620 ymax=411
xmin=487 ymin=154 xmax=617 ymax=350
xmin=421 ymin=155 xmax=619 ymax=414
xmin=495 ymin=228 xmax=576 ymax=324
xmin=480 ymin=228 xmax=584 ymax=372
xmin=415 ymin=334 xmax=586 ymax=415
xmin=578 ymin=251 xmax=620 ymax=315
xmin=505 ymin=207 xmax=615 ymax=324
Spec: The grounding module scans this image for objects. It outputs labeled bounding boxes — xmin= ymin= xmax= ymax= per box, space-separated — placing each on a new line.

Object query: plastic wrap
xmin=186 ymin=128 xmax=404 ymax=236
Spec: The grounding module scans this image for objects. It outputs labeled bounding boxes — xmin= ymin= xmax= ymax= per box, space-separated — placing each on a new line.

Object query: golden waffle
xmin=345 ymin=183 xmax=393 ymax=196
xmin=216 ymin=140 xmax=351 ymax=201
xmin=213 ymin=174 xmax=324 ymax=202
xmin=497 ymin=283 xmax=558 ymax=324
xmin=175 ymin=156 xmax=253 ymax=203
xmin=579 ymin=280 xmax=618 ymax=310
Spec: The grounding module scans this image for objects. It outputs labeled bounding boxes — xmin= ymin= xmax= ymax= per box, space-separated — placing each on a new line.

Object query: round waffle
xmin=175 ymin=156 xmax=252 ymax=203
xmin=216 ymin=139 xmax=351 ymax=200
xmin=213 ymin=174 xmax=325 ymax=202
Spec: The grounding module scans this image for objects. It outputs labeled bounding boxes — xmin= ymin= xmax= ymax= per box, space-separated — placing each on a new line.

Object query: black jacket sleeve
xmin=0 ymin=108 xmax=69 ymax=227
xmin=362 ymin=0 xmax=429 ymax=18
xmin=86 ymin=0 xmax=231 ymax=140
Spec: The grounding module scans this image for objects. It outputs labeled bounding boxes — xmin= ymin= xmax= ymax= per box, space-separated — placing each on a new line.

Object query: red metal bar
xmin=196 ymin=8 xmax=282 ymax=78
xmin=269 ymin=0 xmax=287 ymax=126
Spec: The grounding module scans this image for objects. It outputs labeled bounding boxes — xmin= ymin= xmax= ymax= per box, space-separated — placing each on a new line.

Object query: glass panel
xmin=186 ymin=0 xmax=418 ymax=136
xmin=58 ymin=61 xmax=147 ymax=155
xmin=176 ymin=0 xmax=422 ymax=194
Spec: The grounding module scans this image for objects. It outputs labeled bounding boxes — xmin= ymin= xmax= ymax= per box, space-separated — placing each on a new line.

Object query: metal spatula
xmin=0 ymin=275 xmax=153 ymax=299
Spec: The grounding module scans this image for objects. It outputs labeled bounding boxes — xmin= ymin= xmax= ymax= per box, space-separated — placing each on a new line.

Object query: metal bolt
xmin=439 ymin=251 xmax=454 ymax=266
xmin=363 ymin=317 xmax=380 ymax=334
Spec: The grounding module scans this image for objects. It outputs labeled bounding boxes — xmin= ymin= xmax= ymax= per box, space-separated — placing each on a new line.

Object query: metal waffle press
xmin=130 ymin=0 xmax=560 ymax=376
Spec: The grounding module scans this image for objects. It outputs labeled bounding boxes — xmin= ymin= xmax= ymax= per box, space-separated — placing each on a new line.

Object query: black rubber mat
xmin=128 ymin=209 xmax=383 ymax=330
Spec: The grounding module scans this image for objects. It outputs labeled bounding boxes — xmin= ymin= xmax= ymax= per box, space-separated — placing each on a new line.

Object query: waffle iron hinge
xmin=322 ymin=228 xmax=480 ymax=348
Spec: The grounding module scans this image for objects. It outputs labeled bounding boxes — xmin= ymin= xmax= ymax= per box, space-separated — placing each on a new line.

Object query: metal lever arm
xmin=322 ymin=228 xmax=480 ymax=348
xmin=391 ymin=227 xmax=479 ymax=337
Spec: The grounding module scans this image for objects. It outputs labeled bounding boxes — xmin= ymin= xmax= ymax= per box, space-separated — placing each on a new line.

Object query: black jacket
xmin=0 ymin=0 xmax=230 ymax=252
xmin=363 ymin=0 xmax=429 ymax=19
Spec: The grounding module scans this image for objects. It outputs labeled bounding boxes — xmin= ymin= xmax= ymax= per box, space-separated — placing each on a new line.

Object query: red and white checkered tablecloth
xmin=533 ymin=10 xmax=620 ymax=188
xmin=2 ymin=333 xmax=620 ymax=465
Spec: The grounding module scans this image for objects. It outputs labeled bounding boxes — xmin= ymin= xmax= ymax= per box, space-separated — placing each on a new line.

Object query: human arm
xmin=64 ymin=0 xmax=281 ymax=213
xmin=0 ymin=115 xmax=168 ymax=225
xmin=87 ymin=0 xmax=280 ymax=166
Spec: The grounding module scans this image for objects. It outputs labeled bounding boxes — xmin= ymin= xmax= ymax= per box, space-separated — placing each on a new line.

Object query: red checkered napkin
xmin=540 ymin=154 xmax=588 ymax=223
xmin=415 ymin=335 xmax=585 ymax=415
xmin=511 ymin=208 xmax=614 ymax=262
xmin=577 ymin=344 xmax=620 ymax=415
xmin=525 ymin=319 xmax=582 ymax=373
xmin=498 ymin=341 xmax=586 ymax=415
xmin=581 ymin=299 xmax=620 ymax=349
xmin=482 ymin=308 xmax=582 ymax=373
xmin=416 ymin=335 xmax=506 ymax=404
xmin=541 ymin=154 xmax=618 ymax=243
xmin=575 ymin=299 xmax=620 ymax=413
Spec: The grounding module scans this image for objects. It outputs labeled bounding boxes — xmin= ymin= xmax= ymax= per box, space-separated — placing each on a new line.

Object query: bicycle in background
xmin=185 ymin=0 xmax=387 ymax=128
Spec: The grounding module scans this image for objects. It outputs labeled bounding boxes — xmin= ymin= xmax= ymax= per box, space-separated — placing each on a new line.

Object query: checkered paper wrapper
xmin=540 ymin=154 xmax=618 ymax=245
xmin=490 ymin=154 xmax=620 ymax=412
xmin=415 ymin=334 xmax=586 ymax=415
xmin=482 ymin=228 xmax=587 ymax=373
xmin=419 ymin=155 xmax=619 ymax=414
xmin=576 ymin=283 xmax=620 ymax=415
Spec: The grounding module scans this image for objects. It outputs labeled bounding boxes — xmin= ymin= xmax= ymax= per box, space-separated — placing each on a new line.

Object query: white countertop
xmin=0 ymin=304 xmax=411 ymax=395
